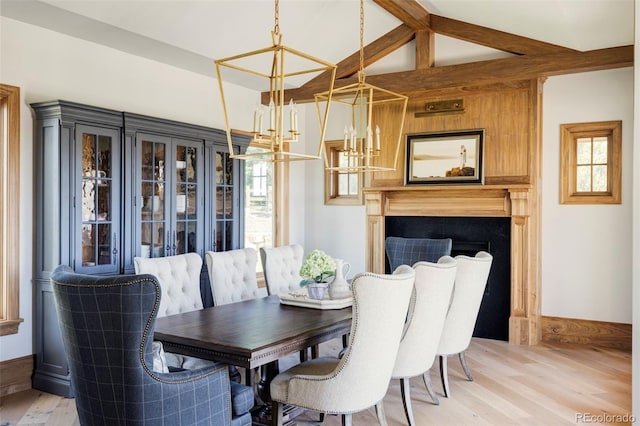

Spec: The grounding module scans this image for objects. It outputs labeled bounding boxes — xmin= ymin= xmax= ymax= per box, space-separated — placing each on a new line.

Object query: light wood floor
xmin=0 ymin=338 xmax=631 ymax=425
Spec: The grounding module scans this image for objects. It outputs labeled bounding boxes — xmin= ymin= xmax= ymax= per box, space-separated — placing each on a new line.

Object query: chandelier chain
xmin=359 ymin=0 xmax=365 ymax=79
xmin=274 ymin=0 xmax=280 ymax=36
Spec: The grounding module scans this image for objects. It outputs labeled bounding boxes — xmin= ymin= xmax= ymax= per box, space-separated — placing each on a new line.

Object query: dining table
xmin=153 ymin=294 xmax=353 ymax=424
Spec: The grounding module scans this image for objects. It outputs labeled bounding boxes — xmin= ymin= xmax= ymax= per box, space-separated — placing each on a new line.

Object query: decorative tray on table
xmin=278 ymin=292 xmax=353 ymax=310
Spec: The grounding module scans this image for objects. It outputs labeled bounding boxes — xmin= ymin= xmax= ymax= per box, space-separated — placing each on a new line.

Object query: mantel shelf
xmin=363 ymin=183 xmax=532 ymax=193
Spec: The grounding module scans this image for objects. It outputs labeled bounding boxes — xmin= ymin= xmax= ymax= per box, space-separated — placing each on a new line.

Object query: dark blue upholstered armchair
xmin=50 ymin=265 xmax=253 ymax=426
xmin=385 ymin=236 xmax=453 ymax=271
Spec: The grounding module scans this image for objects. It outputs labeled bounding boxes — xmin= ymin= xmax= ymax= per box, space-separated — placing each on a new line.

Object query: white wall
xmin=0 ymin=17 xmax=256 ymax=362
xmin=297 ymin=99 xmax=367 ymax=279
xmin=541 ymin=69 xmax=633 ymax=324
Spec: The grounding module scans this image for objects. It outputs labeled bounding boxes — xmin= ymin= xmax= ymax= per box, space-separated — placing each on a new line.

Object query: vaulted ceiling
xmin=1 ymin=0 xmax=634 ymax=99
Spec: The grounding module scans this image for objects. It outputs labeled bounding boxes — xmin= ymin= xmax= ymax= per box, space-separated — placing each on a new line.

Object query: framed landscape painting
xmin=405 ymin=129 xmax=484 ymax=184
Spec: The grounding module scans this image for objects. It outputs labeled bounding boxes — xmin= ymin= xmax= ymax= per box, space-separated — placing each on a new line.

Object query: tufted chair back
xmin=205 ymin=248 xmax=267 ymax=306
xmin=49 ymin=265 xmax=253 ymax=426
xmin=260 ymin=244 xmax=305 ymax=295
xmin=133 ymin=253 xmax=203 ymax=318
xmin=385 ymin=236 xmax=452 ymax=271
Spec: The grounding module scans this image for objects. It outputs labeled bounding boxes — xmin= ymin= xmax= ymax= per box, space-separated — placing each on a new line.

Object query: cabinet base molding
xmin=0 ymin=355 xmax=33 ymax=398
xmin=541 ymin=315 xmax=631 ymax=350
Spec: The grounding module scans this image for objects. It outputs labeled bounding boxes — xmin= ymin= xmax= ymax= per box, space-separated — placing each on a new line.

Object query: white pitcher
xmin=329 ymin=258 xmax=351 ymax=300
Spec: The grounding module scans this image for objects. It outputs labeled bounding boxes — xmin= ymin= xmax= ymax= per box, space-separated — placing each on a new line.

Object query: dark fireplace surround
xmin=364 ymin=186 xmax=540 ymax=345
xmin=385 ymin=216 xmax=511 ymax=341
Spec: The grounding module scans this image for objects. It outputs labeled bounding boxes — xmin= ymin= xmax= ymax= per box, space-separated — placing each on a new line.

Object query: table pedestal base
xmin=251 ymin=404 xmax=305 ymax=426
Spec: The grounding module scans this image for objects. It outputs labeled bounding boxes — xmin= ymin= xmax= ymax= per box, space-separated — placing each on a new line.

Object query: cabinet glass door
xmin=175 ymin=143 xmax=200 ymax=254
xmin=214 ymin=151 xmax=234 ymax=251
xmin=137 ymin=135 xmax=203 ymax=258
xmin=77 ymin=125 xmax=120 ymax=274
xmin=140 ymin=138 xmax=167 ymax=258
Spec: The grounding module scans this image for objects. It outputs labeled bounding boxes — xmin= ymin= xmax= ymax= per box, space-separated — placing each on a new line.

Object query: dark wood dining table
xmin=153 ymin=294 xmax=352 ymax=423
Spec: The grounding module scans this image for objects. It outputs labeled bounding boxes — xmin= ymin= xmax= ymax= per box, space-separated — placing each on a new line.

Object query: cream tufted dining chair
xmin=269 ymin=266 xmax=416 ymax=426
xmin=260 ymin=244 xmax=304 ymax=295
xmin=260 ymin=244 xmax=319 ymax=361
xmin=390 ymin=256 xmax=457 ymax=425
xmin=436 ymin=251 xmax=493 ymax=398
xmin=134 ymin=253 xmax=214 ymax=371
xmin=134 ymin=252 xmax=203 ymax=317
xmin=205 ymin=248 xmax=267 ymax=306
xmin=206 ymin=248 xmax=268 ymax=387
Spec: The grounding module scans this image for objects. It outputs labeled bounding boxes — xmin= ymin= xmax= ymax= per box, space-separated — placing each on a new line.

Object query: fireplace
xmin=364 ymin=186 xmax=540 ymax=345
xmin=385 ymin=216 xmax=511 ymax=341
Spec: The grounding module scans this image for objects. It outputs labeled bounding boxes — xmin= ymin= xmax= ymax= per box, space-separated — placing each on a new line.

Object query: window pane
xmin=97 ymin=223 xmax=111 ymax=265
xmin=338 ymin=152 xmax=349 ymax=168
xmin=592 ymin=137 xmax=608 ymax=164
xmin=576 ymin=138 xmax=592 ymax=165
xmin=97 ymin=135 xmax=112 ymax=177
xmin=244 ymin=147 xmax=273 ymax=272
xmin=592 ymin=165 xmax=608 ymax=191
xmin=82 ymin=224 xmax=95 ymax=266
xmin=338 ymin=173 xmax=348 ymax=195
xmin=348 ymin=174 xmax=359 ymax=195
xmin=576 ymin=165 xmax=591 ymax=192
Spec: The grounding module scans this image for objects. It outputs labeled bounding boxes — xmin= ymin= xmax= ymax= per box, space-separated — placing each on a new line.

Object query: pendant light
xmin=315 ymin=0 xmax=408 ymax=172
xmin=215 ymin=0 xmax=337 ymax=162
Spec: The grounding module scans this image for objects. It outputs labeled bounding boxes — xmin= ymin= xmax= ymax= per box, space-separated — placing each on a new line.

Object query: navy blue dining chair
xmin=385 ymin=236 xmax=453 ymax=270
xmin=50 ymin=265 xmax=254 ymax=426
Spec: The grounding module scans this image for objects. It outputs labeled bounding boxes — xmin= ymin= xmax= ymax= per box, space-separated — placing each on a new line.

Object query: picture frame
xmin=405 ymin=129 xmax=484 ymax=185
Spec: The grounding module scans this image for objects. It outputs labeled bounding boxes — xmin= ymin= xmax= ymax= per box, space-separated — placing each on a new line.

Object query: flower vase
xmin=307 ymin=282 xmax=329 ymax=300
xmin=329 ymin=258 xmax=351 ymax=300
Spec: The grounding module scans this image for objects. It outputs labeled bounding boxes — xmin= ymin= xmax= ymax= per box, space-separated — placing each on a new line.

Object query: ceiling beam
xmin=430 ymin=14 xmax=576 ymax=55
xmin=373 ymin=0 xmax=430 ymax=31
xmin=318 ymin=24 xmax=414 ymax=81
xmin=279 ymin=45 xmax=632 ymax=102
xmin=414 ymin=30 xmax=434 ymax=70
xmin=261 ymin=24 xmax=415 ymax=104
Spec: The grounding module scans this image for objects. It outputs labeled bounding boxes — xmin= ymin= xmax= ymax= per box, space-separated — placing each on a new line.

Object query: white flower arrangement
xmin=299 ymin=249 xmax=336 ymax=287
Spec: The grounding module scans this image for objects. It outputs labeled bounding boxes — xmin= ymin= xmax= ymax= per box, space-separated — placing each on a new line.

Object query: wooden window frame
xmin=560 ymin=120 xmax=622 ymax=205
xmin=324 ymin=140 xmax=364 ymax=206
xmin=0 ymin=84 xmax=22 ymax=336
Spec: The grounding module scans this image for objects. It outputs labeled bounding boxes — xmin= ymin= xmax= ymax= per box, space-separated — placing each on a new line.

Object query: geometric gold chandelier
xmin=314 ymin=0 xmax=408 ymax=172
xmin=215 ymin=0 xmax=337 ymax=162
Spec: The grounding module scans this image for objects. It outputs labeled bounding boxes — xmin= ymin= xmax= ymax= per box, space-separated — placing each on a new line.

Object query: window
xmin=243 ymin=142 xmax=290 ymax=279
xmin=324 ymin=140 xmax=363 ymax=205
xmin=560 ymin=121 xmax=622 ymax=205
xmin=0 ymin=83 xmax=22 ymax=336
xmin=251 ymin=162 xmax=268 ymax=197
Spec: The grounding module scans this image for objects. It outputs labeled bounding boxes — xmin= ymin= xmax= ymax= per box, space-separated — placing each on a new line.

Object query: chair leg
xmin=271 ymin=401 xmax=283 ymax=426
xmin=439 ymin=355 xmax=450 ymax=398
xmin=342 ymin=333 xmax=349 ymax=348
xmin=300 ymin=348 xmax=308 ymax=362
xmin=375 ymin=402 xmax=388 ymax=426
xmin=422 ymin=371 xmax=439 ymax=405
xmin=400 ymin=378 xmax=416 ymax=426
xmin=342 ymin=413 xmax=352 ymax=426
xmin=459 ymin=351 xmax=474 ymax=381
xmin=311 ymin=344 xmax=319 ymax=359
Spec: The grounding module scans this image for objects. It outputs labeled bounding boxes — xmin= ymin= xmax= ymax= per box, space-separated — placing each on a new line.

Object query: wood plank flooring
xmin=0 ymin=338 xmax=631 ymax=425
